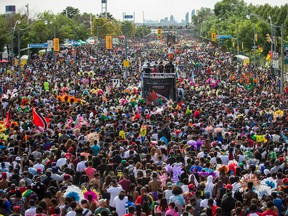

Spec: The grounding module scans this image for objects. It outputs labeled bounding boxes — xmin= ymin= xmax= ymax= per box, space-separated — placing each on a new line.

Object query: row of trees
xmin=0 ymin=1 xmax=287 ymax=59
xmin=193 ymin=0 xmax=288 ymax=58
xmin=0 ymin=7 xmax=151 ymax=55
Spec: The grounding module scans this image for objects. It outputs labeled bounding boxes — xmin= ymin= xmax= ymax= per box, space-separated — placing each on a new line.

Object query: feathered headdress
xmin=239 ymin=174 xmax=260 ymax=192
xmin=217 ymin=165 xmax=229 ymax=174
xmin=172 ymin=165 xmax=184 ymax=183
xmin=164 ymin=164 xmax=173 ymax=173
xmin=82 ymin=188 xmax=99 ymax=202
xmin=261 ymin=177 xmax=277 ymax=190
xmin=198 ymin=171 xmax=216 ymax=178
xmin=256 ymin=185 xmax=272 ymax=199
xmin=228 ymin=160 xmax=238 ymax=175
xmin=64 ymin=185 xmax=84 ymax=203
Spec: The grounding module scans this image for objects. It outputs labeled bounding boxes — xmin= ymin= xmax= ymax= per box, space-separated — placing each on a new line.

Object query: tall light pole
xmin=45 ymin=20 xmax=57 ymax=68
xmin=247 ymin=14 xmax=285 ymax=92
xmin=268 ymin=16 xmax=273 ymax=59
xmin=253 ymin=25 xmax=256 ymax=65
xmin=25 ymin=4 xmax=29 ymax=24
xmin=11 ymin=20 xmax=21 ymax=71
xmin=18 ymin=29 xmax=21 ymax=70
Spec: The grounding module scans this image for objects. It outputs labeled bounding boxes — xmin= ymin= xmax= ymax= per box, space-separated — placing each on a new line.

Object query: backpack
xmin=141 ymin=195 xmax=152 ymax=212
xmin=128 ymin=165 xmax=134 ymax=175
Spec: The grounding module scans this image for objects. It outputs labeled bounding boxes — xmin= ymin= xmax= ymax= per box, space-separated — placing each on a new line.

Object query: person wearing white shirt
xmin=123 ymin=146 xmax=137 ymax=159
xmin=51 ymin=171 xmax=63 ymax=181
xmin=56 ymin=153 xmax=67 ymax=169
xmin=25 ymin=200 xmax=37 ymax=216
xmin=200 ymin=192 xmax=216 ymax=208
xmin=33 ymin=159 xmax=45 ymax=172
xmin=76 ymin=156 xmax=87 ymax=172
xmin=106 ymin=179 xmax=123 ymax=208
xmin=113 ymin=191 xmax=128 ymax=216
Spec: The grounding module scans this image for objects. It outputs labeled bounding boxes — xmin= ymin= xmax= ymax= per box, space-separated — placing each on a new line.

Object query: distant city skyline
xmin=1 ymin=0 xmax=287 ymax=23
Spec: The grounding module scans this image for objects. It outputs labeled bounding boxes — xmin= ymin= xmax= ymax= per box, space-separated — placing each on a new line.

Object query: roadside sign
xmin=124 ymin=15 xmax=133 ymax=19
xmin=112 ymin=79 xmax=120 ymax=88
xmin=28 ymin=43 xmax=48 ymax=49
xmin=53 ymin=38 xmax=60 ymax=52
xmin=219 ymin=35 xmax=233 ymax=39
xmin=47 ymin=40 xmax=53 ymax=51
xmin=123 ymin=60 xmax=130 ymax=67
xmin=105 ymin=36 xmax=112 ymax=50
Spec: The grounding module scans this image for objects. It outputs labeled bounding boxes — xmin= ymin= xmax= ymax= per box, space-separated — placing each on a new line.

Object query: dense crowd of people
xmin=0 ymin=32 xmax=287 ymax=216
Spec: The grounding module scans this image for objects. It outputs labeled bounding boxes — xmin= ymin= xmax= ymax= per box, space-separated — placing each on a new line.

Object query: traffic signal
xmin=157 ymin=28 xmax=162 ymax=40
xmin=266 ymin=33 xmax=271 ymax=43
xmin=211 ymin=32 xmax=216 ymax=42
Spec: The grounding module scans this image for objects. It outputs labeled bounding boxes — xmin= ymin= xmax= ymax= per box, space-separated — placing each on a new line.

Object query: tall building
xmin=170 ymin=15 xmax=174 ymax=22
xmin=191 ymin=9 xmax=196 ymax=17
xmin=185 ymin=12 xmax=189 ymax=24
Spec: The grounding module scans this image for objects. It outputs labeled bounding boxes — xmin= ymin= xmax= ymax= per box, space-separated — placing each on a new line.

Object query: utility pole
xmin=236 ymin=24 xmax=239 ymax=55
xmin=89 ymin=14 xmax=92 ymax=35
xmin=280 ymin=24 xmax=284 ymax=93
xmin=253 ymin=25 xmax=256 ymax=65
xmin=124 ymin=23 xmax=128 ymax=79
xmin=25 ymin=4 xmax=29 ymax=24
xmin=18 ymin=30 xmax=21 ymax=71
xmin=54 ymin=26 xmax=57 ymax=68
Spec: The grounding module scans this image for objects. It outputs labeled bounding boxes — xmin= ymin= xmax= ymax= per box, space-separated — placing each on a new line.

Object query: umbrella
xmin=0 ymin=60 xmax=8 ymax=63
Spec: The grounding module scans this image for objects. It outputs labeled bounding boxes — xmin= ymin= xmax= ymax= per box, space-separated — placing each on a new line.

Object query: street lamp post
xmin=18 ymin=29 xmax=21 ymax=70
xmin=247 ymin=14 xmax=285 ymax=92
xmin=45 ymin=20 xmax=57 ymax=68
xmin=54 ymin=26 xmax=56 ymax=68
xmin=11 ymin=20 xmax=21 ymax=71
xmin=253 ymin=25 xmax=256 ymax=65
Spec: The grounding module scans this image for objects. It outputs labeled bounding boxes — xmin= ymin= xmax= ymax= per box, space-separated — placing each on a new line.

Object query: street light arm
xmin=18 ymin=19 xmax=43 ymax=31
xmin=247 ymin=14 xmax=282 ymax=28
xmin=13 ymin=20 xmax=21 ymax=30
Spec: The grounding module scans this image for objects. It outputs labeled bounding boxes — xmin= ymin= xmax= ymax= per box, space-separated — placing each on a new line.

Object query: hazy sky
xmin=1 ymin=0 xmax=287 ymax=23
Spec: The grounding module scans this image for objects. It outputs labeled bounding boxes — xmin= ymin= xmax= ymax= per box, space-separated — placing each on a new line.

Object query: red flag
xmin=32 ymin=108 xmax=50 ymax=129
xmin=5 ymin=108 xmax=11 ymax=128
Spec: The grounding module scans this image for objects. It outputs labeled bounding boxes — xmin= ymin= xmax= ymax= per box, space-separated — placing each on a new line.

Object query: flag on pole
xmin=32 ymin=108 xmax=50 ymax=129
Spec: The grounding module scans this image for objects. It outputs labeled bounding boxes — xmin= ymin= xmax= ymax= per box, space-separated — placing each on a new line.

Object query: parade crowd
xmin=0 ymin=33 xmax=287 ymax=216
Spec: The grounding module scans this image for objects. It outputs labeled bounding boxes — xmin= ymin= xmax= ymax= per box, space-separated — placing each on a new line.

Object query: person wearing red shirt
xmin=118 ymin=174 xmax=131 ymax=193
xmin=84 ymin=161 xmax=96 ymax=182
xmin=261 ymin=201 xmax=278 ymax=216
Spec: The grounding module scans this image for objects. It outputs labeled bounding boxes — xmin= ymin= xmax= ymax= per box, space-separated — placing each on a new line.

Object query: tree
xmin=121 ymin=21 xmax=134 ymax=38
xmin=62 ymin=6 xmax=80 ymax=19
xmin=97 ymin=12 xmax=115 ymax=20
xmin=134 ymin=25 xmax=151 ymax=39
xmin=0 ymin=15 xmax=11 ymax=52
